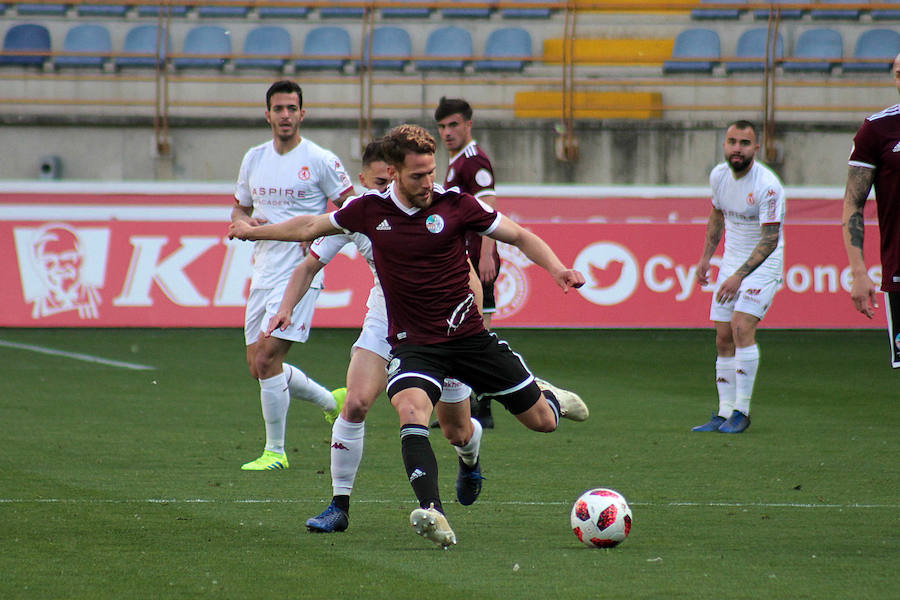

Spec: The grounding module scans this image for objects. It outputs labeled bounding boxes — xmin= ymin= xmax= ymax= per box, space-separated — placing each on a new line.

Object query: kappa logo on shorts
xmin=387 ymin=357 xmax=401 ymax=377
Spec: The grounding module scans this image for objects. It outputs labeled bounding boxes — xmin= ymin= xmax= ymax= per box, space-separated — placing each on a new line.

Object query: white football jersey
xmin=709 ymin=160 xmax=786 ymax=280
xmin=310 ymin=227 xmax=384 ymax=314
xmin=234 ymin=137 xmax=353 ymax=290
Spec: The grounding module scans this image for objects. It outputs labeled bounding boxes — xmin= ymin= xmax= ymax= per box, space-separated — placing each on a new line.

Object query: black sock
xmin=332 ymin=494 xmax=350 ymax=513
xmin=400 ymin=424 xmax=442 ymax=513
xmin=543 ymin=389 xmax=560 ymax=425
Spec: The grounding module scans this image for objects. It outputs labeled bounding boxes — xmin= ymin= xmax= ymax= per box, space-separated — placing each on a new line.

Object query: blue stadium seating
xmin=0 ymin=23 xmax=51 ymax=67
xmin=754 ymin=0 xmax=808 ymax=20
xmin=443 ymin=0 xmax=491 ymax=19
xmin=417 ymin=26 xmax=472 ymax=72
xmin=196 ymin=4 xmax=249 ymax=18
xmin=810 ymin=0 xmax=862 ymax=20
xmin=258 ymin=0 xmax=309 ymax=18
xmin=842 ymin=29 xmax=900 ymax=74
xmin=137 ymin=4 xmax=188 ymax=17
xmin=871 ymin=0 xmax=900 ymax=20
xmin=55 ymin=23 xmax=111 ymax=69
xmin=501 ymin=0 xmax=552 ymax=18
xmin=174 ymin=25 xmax=231 ymax=70
xmin=77 ymin=4 xmax=128 ymax=16
xmin=295 ymin=26 xmax=350 ymax=71
xmin=320 ymin=5 xmax=365 ymax=18
xmin=382 ymin=0 xmax=431 ymax=18
xmin=474 ymin=27 xmax=532 ymax=72
xmin=359 ymin=26 xmax=412 ymax=71
xmin=15 ymin=3 xmax=68 ymax=15
xmin=783 ymin=28 xmax=842 ymax=73
xmin=691 ymin=0 xmax=743 ymax=20
xmin=663 ymin=28 xmax=720 ymax=74
xmin=116 ymin=24 xmax=168 ymax=69
xmin=234 ymin=25 xmax=291 ymax=71
xmin=724 ymin=28 xmax=783 ymax=73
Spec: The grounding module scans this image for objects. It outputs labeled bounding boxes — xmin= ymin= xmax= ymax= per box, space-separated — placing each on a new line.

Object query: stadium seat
xmin=810 ymin=0 xmax=862 ymax=20
xmin=358 ymin=26 xmax=412 ymax=71
xmin=258 ymin=0 xmax=310 ymax=18
xmin=196 ymin=4 xmax=249 ymax=18
xmin=77 ymin=4 xmax=128 ymax=16
xmin=0 ymin=23 xmax=51 ymax=67
xmin=116 ymin=24 xmax=169 ymax=69
xmin=137 ymin=4 xmax=188 ymax=17
xmin=382 ymin=0 xmax=431 ymax=18
xmin=473 ymin=27 xmax=532 ymax=72
xmin=724 ymin=28 xmax=783 ymax=73
xmin=663 ymin=28 xmax=721 ymax=74
xmin=871 ymin=0 xmax=900 ymax=20
xmin=234 ymin=25 xmax=291 ymax=71
xmin=320 ymin=5 xmax=365 ymax=18
xmin=501 ymin=0 xmax=553 ymax=19
xmin=295 ymin=26 xmax=350 ymax=71
xmin=842 ymin=29 xmax=900 ymax=74
xmin=753 ymin=0 xmax=808 ymax=20
xmin=417 ymin=26 xmax=472 ymax=72
xmin=174 ymin=25 xmax=231 ymax=70
xmin=15 ymin=3 xmax=68 ymax=15
xmin=782 ymin=28 xmax=842 ymax=74
xmin=443 ymin=0 xmax=491 ymax=18
xmin=55 ymin=23 xmax=111 ymax=69
xmin=690 ymin=0 xmax=744 ymax=20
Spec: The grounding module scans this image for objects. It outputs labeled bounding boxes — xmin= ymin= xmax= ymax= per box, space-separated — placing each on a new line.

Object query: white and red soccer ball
xmin=570 ymin=488 xmax=632 ymax=548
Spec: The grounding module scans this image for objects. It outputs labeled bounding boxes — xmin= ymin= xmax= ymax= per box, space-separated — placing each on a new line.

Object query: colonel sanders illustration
xmin=28 ymin=223 xmax=101 ymax=319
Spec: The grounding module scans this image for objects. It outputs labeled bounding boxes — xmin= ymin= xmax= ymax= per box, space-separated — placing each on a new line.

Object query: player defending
xmin=435 ymin=97 xmax=500 ymax=428
xmin=841 ymin=51 xmax=900 ymax=368
xmin=231 ymin=80 xmax=355 ymax=470
xmin=229 ymin=124 xmax=589 ymax=548
xmin=267 ymin=140 xmax=485 ymax=533
xmin=692 ymin=120 xmax=786 ymax=434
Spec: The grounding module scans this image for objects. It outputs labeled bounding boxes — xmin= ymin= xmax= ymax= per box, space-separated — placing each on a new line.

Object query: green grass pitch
xmin=1 ymin=327 xmax=897 ymax=599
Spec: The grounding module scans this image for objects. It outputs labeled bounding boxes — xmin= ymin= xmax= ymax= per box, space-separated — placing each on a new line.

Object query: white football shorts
xmin=709 ymin=274 xmax=780 ymax=322
xmin=353 ymin=285 xmax=472 ymax=403
xmin=244 ymin=285 xmax=320 ymax=345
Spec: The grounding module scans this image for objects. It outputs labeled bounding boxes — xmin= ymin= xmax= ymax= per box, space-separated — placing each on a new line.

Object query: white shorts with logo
xmin=244 ymin=285 xmax=320 ymax=345
xmin=353 ymin=286 xmax=472 ymax=403
xmin=709 ymin=273 xmax=780 ymax=322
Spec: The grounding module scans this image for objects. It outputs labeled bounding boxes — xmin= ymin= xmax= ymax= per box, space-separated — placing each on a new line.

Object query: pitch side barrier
xmin=0 ymin=181 xmax=883 ymax=329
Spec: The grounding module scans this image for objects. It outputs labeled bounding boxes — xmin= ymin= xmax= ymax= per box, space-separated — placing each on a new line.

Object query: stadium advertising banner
xmin=0 ymin=183 xmax=885 ymax=329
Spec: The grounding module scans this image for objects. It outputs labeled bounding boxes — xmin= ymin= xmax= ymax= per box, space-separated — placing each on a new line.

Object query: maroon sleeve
xmin=457 ymin=192 xmax=501 ymax=233
xmin=849 ymin=119 xmax=880 ymax=169
xmin=332 ymin=194 xmax=369 ymax=236
xmin=456 ymin=152 xmax=496 ymax=198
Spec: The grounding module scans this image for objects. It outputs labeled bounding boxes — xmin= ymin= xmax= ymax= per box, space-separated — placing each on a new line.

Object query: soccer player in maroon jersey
xmin=435 ymin=96 xmax=500 ymax=428
xmin=842 ymin=51 xmax=900 ymax=368
xmin=229 ymin=124 xmax=590 ymax=548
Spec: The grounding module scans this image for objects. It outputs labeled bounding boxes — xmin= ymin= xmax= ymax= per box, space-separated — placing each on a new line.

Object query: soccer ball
xmin=570 ymin=488 xmax=632 ymax=548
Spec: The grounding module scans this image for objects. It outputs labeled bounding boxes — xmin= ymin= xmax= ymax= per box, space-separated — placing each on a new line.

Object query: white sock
xmin=454 ymin=418 xmax=483 ymax=467
xmin=734 ymin=345 xmax=760 ymax=416
xmin=715 ymin=355 xmax=736 ymax=418
xmin=283 ymin=363 xmax=336 ymax=411
xmin=259 ymin=371 xmax=289 ymax=455
xmin=331 ymin=416 xmax=365 ymax=496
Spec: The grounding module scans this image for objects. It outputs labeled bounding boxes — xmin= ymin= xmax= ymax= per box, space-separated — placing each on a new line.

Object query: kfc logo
xmin=14 ymin=223 xmax=110 ymax=320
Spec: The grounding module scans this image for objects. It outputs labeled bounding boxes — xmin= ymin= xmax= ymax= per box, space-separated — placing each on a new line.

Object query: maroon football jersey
xmin=331 ymin=184 xmax=502 ymax=346
xmin=444 ymin=141 xmax=501 ymax=273
xmin=849 ymin=104 xmax=900 ymax=292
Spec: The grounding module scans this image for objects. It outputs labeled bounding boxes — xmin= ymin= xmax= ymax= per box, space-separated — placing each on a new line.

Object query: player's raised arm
xmin=841 ymin=164 xmax=878 ymax=318
xmin=229 ymin=213 xmax=339 ymax=242
xmin=488 ymin=216 xmax=584 ymax=292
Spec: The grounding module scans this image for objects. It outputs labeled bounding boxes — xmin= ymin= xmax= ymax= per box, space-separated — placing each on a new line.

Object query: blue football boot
xmin=692 ymin=413 xmax=726 ymax=432
xmin=718 ymin=410 xmax=751 ymax=433
xmin=456 ymin=458 xmax=485 ymax=506
xmin=306 ymin=500 xmax=349 ymax=533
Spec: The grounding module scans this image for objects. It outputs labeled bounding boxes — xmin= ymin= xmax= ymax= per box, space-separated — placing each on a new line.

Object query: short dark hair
xmin=434 ymin=97 xmax=472 ymax=122
xmin=381 ymin=124 xmax=436 ymax=166
xmin=727 ymin=119 xmax=758 ymax=139
xmin=266 ymin=80 xmax=303 ymax=110
xmin=361 ymin=138 xmax=386 ymax=168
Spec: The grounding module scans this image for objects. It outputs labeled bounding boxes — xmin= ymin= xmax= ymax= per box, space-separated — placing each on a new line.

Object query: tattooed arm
xmin=841 ymin=165 xmax=877 ymax=318
xmin=715 ymin=223 xmax=781 ymax=303
xmin=696 ymin=208 xmax=725 ymax=287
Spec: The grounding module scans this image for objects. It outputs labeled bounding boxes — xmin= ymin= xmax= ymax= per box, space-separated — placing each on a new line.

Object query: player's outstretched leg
xmin=306 ymin=498 xmax=349 ymax=533
xmin=409 ymin=503 xmax=457 ymax=548
xmin=325 ymin=387 xmax=347 ymax=424
xmin=535 ymin=377 xmax=589 ymax=421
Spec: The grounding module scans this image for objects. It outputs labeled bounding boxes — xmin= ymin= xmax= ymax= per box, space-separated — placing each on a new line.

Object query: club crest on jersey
xmin=746 ymin=193 xmax=755 ymax=206
xmin=298 ymin=166 xmax=311 ymax=181
xmin=425 ymin=214 xmax=445 ymax=234
xmin=475 ymin=168 xmax=493 ymax=188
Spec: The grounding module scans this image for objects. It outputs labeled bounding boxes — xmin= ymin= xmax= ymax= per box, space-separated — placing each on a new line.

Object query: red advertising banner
xmin=0 ymin=183 xmax=885 ymax=329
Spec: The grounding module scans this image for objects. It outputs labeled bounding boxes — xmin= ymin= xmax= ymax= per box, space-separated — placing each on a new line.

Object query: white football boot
xmin=535 ymin=377 xmax=589 ymax=421
xmin=409 ymin=503 xmax=457 ymax=548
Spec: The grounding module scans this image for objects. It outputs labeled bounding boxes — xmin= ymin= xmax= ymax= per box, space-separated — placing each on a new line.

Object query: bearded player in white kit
xmin=693 ymin=120 xmax=786 ymax=434
xmin=231 ymin=80 xmax=355 ymax=470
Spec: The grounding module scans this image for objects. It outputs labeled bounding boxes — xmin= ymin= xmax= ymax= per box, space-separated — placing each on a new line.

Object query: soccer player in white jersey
xmin=693 ymin=120 xmax=786 ymax=434
xmin=231 ymin=80 xmax=356 ymax=470
xmin=264 ymin=140 xmax=484 ymax=533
